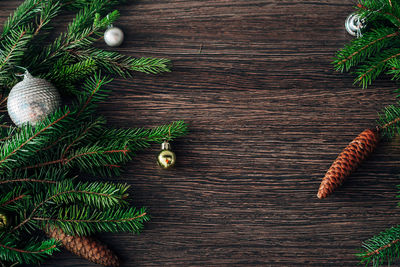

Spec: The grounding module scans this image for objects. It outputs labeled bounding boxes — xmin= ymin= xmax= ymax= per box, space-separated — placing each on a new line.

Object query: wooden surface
xmin=2 ymin=0 xmax=400 ymax=266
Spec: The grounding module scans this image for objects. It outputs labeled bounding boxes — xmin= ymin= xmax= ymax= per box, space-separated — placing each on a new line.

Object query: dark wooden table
xmin=2 ymin=0 xmax=400 ymax=266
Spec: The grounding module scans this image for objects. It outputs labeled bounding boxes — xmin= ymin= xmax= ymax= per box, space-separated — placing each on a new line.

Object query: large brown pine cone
xmin=317 ymin=128 xmax=380 ymax=199
xmin=46 ymin=226 xmax=120 ymax=267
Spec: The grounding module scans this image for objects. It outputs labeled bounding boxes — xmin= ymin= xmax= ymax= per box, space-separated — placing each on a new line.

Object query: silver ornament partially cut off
xmin=7 ymin=72 xmax=60 ymax=127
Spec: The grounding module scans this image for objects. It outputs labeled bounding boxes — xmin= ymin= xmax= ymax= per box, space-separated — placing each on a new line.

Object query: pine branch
xmin=0 ymin=27 xmax=33 ymax=88
xmin=0 ymin=108 xmax=71 ymax=171
xmin=377 ymin=101 xmax=400 ymax=139
xmin=35 ymin=206 xmax=149 ymax=236
xmin=358 ymin=225 xmax=400 ymax=267
xmin=334 ymin=28 xmax=399 ymax=72
xmin=354 ymin=48 xmax=400 ymax=88
xmin=75 ymin=73 xmax=112 ymax=117
xmin=44 ymin=58 xmax=98 ymax=93
xmin=28 ymin=8 xmax=119 ymax=75
xmin=0 ymin=187 xmax=27 ymax=210
xmin=0 ymin=234 xmax=59 ymax=264
xmin=0 ymin=0 xmax=42 ymax=40
xmin=12 ymin=180 xmax=130 ymax=232
xmin=70 ymin=48 xmax=172 ymax=76
xmin=22 ymin=146 xmax=131 ymax=177
xmin=99 ymin=120 xmax=189 ymax=151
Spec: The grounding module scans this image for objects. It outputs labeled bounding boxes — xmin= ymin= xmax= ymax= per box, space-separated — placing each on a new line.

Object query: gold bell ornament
xmin=157 ymin=140 xmax=176 ymax=169
xmin=0 ymin=212 xmax=9 ymax=230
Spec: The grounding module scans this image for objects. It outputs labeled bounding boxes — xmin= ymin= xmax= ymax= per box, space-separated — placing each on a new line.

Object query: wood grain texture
xmin=2 ymin=0 xmax=400 ymax=266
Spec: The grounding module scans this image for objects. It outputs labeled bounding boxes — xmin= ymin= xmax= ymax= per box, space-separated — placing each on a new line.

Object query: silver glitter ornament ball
xmin=104 ymin=26 xmax=124 ymax=47
xmin=7 ymin=72 xmax=60 ymax=127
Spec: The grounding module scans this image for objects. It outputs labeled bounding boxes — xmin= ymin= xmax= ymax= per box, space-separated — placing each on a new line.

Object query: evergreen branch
xmin=0 ymin=188 xmax=27 ymax=209
xmin=0 ymin=0 xmax=42 ymax=40
xmin=33 ymin=1 xmax=61 ymax=36
xmin=61 ymin=121 xmax=99 ymax=158
xmin=66 ymin=148 xmax=130 ymax=163
xmin=36 ymin=206 xmax=149 ymax=236
xmin=377 ymin=102 xmax=400 ymax=139
xmin=0 ymin=194 xmax=26 ymax=208
xmin=355 ymin=48 xmax=400 ymax=87
xmin=73 ymin=73 xmax=112 ymax=117
xmin=99 ymin=121 xmax=188 ymax=150
xmin=47 ymin=181 xmax=130 ymax=208
xmin=30 ymin=9 xmax=119 ymax=73
xmin=358 ymin=225 xmax=400 ymax=267
xmin=0 ymin=30 xmax=28 ymax=70
xmin=12 ymin=181 xmax=129 ymax=232
xmin=334 ymin=28 xmax=399 ymax=72
xmin=45 ymin=58 xmax=98 ymax=93
xmin=0 ymin=28 xmax=33 ymax=89
xmin=0 ymin=109 xmax=71 ymax=170
xmin=0 ymin=235 xmax=58 ymax=264
xmin=76 ymin=75 xmax=108 ymax=117
xmin=70 ymin=48 xmax=172 ymax=75
xmin=22 ymin=147 xmax=130 ymax=171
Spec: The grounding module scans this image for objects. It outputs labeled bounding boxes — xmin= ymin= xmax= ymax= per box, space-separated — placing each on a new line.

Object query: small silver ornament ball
xmin=345 ymin=12 xmax=365 ymax=37
xmin=7 ymin=72 xmax=60 ymax=127
xmin=104 ymin=26 xmax=124 ymax=47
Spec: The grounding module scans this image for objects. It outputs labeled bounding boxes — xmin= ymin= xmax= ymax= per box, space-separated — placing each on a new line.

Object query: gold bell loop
xmin=161 ymin=140 xmax=172 ymax=151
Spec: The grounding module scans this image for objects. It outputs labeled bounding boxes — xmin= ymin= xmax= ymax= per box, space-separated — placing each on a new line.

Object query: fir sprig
xmin=358 ymin=225 xmax=400 ymax=267
xmin=0 ymin=235 xmax=59 ymax=264
xmin=45 ymin=180 xmax=130 ymax=209
xmin=70 ymin=48 xmax=172 ymax=76
xmin=38 ymin=206 xmax=149 ymax=236
xmin=334 ymin=28 xmax=399 ymax=72
xmin=377 ymin=101 xmax=400 ymax=139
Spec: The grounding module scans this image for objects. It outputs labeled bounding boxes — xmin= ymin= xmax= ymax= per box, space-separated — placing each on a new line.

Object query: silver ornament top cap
xmin=7 ymin=71 xmax=61 ymax=127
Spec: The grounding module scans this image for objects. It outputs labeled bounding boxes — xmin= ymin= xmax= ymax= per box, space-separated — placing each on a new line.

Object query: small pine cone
xmin=46 ymin=226 xmax=120 ymax=267
xmin=317 ymin=128 xmax=380 ymax=199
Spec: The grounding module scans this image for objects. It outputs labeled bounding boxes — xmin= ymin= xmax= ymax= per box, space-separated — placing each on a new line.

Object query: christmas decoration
xmin=7 ymin=71 xmax=60 ymax=127
xmin=344 ymin=12 xmax=365 ymax=37
xmin=0 ymin=212 xmax=8 ymax=230
xmin=46 ymin=226 xmax=120 ymax=267
xmin=317 ymin=128 xmax=379 ymax=199
xmin=104 ymin=25 xmax=124 ymax=47
xmin=157 ymin=140 xmax=176 ymax=169
xmin=0 ymin=0 xmax=188 ymax=266
xmin=330 ymin=0 xmax=400 ymax=266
